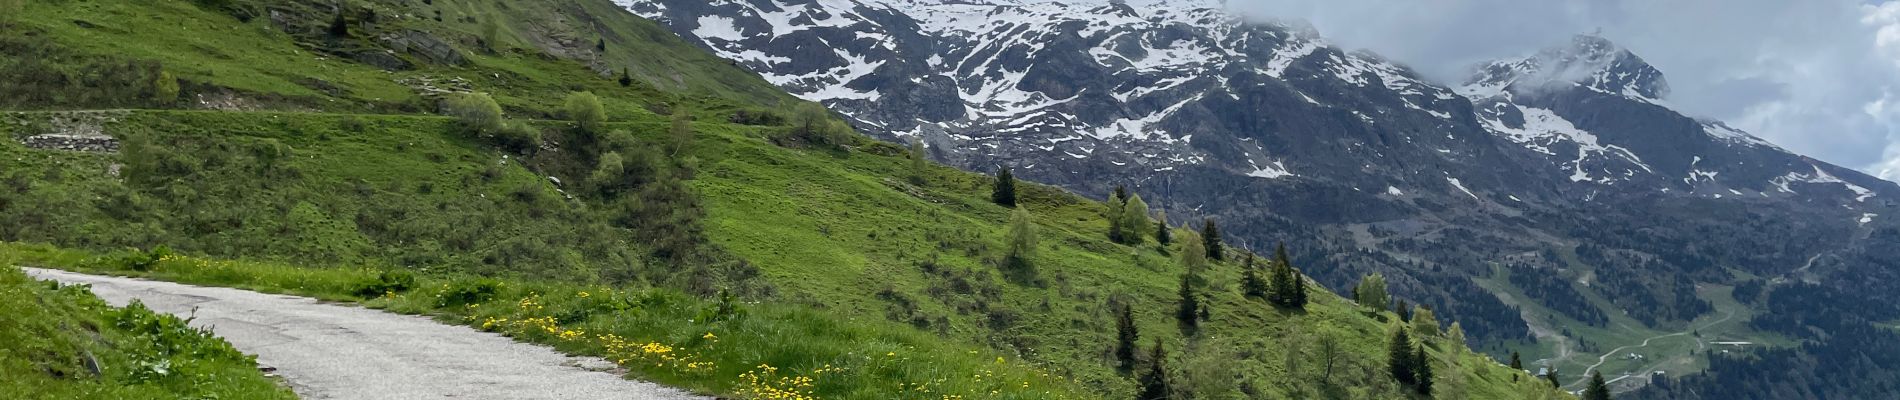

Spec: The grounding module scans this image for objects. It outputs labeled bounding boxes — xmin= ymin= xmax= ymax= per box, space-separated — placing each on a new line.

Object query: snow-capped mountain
xmin=618 ymin=0 xmax=1900 ymax=350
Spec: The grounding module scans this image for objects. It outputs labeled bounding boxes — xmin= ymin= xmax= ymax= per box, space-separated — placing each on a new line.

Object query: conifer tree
xmin=1396 ymin=299 xmax=1413 ymax=322
xmin=1154 ymin=211 xmax=1172 ymax=246
xmin=1114 ymin=184 xmax=1129 ymax=205
xmin=992 ymin=167 xmax=1017 ymax=207
xmin=1107 ymin=191 xmax=1127 ymax=243
xmin=1389 ymin=328 xmax=1416 ymax=385
xmin=1137 ymin=339 xmax=1172 ymax=400
xmin=1122 ymin=194 xmax=1150 ymax=246
xmin=1545 ymin=368 xmax=1560 ymax=389
xmin=1201 ymin=218 xmax=1223 ymax=261
xmin=596 ymin=37 xmax=607 ymax=52
xmin=329 ymin=9 xmax=349 ymax=37
xmin=907 ymin=138 xmax=928 ymax=185
xmin=1291 ymin=269 xmax=1308 ymax=308
xmin=619 ymin=68 xmax=634 ymax=87
xmin=1414 ymin=345 xmax=1435 ymax=395
xmin=1176 ymin=272 xmax=1200 ymax=337
xmin=1241 ymin=253 xmax=1267 ymax=299
xmin=1003 ymin=206 xmax=1037 ymax=276
xmin=1115 ymin=304 xmax=1140 ymax=374
xmin=1269 ymin=244 xmax=1297 ymax=307
xmin=1583 ymin=370 xmax=1612 ymax=400
xmin=1509 ymin=351 xmax=1523 ymax=370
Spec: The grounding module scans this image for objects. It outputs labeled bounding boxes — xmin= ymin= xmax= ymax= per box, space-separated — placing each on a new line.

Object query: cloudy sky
xmin=1229 ymin=0 xmax=1900 ymax=181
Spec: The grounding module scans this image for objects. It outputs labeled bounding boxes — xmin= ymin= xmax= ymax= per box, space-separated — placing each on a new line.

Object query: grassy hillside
xmin=1 ymin=0 xmax=1570 ymax=398
xmin=0 ymin=265 xmax=295 ymax=400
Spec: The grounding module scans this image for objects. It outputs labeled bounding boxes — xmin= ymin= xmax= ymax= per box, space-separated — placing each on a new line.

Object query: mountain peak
xmin=1462 ymin=34 xmax=1670 ymax=101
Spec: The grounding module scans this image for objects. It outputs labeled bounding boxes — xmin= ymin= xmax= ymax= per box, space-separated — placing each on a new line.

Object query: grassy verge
xmin=0 ymin=263 xmax=294 ymax=399
xmin=0 ymin=242 xmax=1090 ymax=399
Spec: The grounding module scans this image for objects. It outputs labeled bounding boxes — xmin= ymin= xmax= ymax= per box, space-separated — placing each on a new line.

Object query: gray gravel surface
xmin=25 ymin=268 xmax=710 ymax=400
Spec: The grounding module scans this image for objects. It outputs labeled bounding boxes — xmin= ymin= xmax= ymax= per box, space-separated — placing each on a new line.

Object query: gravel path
xmin=25 ymin=268 xmax=709 ymax=400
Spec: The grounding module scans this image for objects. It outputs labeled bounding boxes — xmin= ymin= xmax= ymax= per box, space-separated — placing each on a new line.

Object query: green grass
xmin=0 ymin=263 xmax=295 ymax=400
xmin=2 ymin=243 xmax=1089 ymax=399
xmin=3 ymin=109 xmax=1564 ymax=399
xmin=1473 ymin=262 xmax=1780 ymax=391
xmin=1 ymin=0 xmax=1565 ymax=397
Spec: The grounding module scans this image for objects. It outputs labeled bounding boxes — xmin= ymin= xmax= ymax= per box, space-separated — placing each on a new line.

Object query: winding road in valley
xmin=1568 ymin=307 xmax=1738 ymax=390
xmin=26 ymin=268 xmax=707 ymax=400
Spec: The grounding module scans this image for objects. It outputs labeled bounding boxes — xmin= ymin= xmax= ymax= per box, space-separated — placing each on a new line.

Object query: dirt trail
xmin=27 ymin=268 xmax=708 ymax=400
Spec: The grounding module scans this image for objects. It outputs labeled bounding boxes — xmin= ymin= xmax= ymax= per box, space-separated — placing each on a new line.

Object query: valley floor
xmin=26 ymin=268 xmax=705 ymax=400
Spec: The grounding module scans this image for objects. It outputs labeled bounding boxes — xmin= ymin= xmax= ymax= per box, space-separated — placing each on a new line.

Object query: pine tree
xmin=1396 ymin=299 xmax=1413 ymax=322
xmin=1154 ymin=211 xmax=1172 ymax=247
xmin=618 ymin=68 xmax=634 ymax=87
xmin=1003 ymin=206 xmax=1038 ymax=277
xmin=1291 ymin=269 xmax=1308 ymax=308
xmin=1115 ymin=304 xmax=1140 ymax=374
xmin=1583 ymin=370 xmax=1612 ymax=400
xmin=329 ymin=9 xmax=350 ymax=37
xmin=1201 ymin=218 xmax=1223 ymax=261
xmin=1509 ymin=351 xmax=1523 ymax=370
xmin=1545 ymin=368 xmax=1560 ymax=389
xmin=1114 ymin=185 xmax=1130 ymax=205
xmin=1414 ymin=345 xmax=1435 ymax=395
xmin=1176 ymin=272 xmax=1199 ymax=337
xmin=907 ymin=138 xmax=928 ymax=185
xmin=1269 ymin=244 xmax=1297 ymax=307
xmin=1413 ymin=305 xmax=1440 ymax=337
xmin=992 ymin=167 xmax=1017 ymax=207
xmin=1241 ymin=254 xmax=1267 ymax=299
xmin=1122 ymin=194 xmax=1150 ymax=246
xmin=596 ymin=37 xmax=607 ymax=52
xmin=1388 ymin=328 xmax=1416 ymax=385
xmin=1137 ymin=339 xmax=1172 ymax=400
xmin=1107 ymin=191 xmax=1127 ymax=243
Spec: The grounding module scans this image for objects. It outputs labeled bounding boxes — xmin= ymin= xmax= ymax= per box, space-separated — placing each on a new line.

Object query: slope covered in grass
xmin=0 ymin=0 xmax=1567 ymax=398
xmin=0 ymin=264 xmax=294 ymax=400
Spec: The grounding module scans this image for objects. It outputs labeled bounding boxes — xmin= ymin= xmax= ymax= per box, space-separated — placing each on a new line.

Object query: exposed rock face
xmin=21 ymin=134 xmax=120 ymax=153
xmin=618 ymin=0 xmax=1900 ymax=351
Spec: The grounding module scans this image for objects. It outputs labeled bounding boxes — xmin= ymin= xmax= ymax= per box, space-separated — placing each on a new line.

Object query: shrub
xmin=117 ymin=246 xmax=174 ymax=272
xmin=729 ymin=108 xmax=786 ymax=126
xmin=436 ymin=278 xmax=502 ymax=307
xmin=352 ymin=270 xmax=418 ymax=298
xmin=563 ymin=91 xmax=605 ymax=135
xmin=443 ymin=93 xmax=503 ymax=134
xmin=153 ymin=70 xmax=180 ymax=105
xmin=493 ymin=120 xmax=542 ymax=152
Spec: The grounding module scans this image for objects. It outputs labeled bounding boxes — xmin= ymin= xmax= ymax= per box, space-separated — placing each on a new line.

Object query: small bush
xmin=117 ymin=246 xmax=174 ymax=272
xmin=443 ymin=93 xmax=503 ymax=134
xmin=436 ymin=278 xmax=502 ymax=307
xmin=729 ymin=109 xmax=786 ymax=126
xmin=352 ymin=270 xmax=418 ymax=298
xmin=563 ymin=91 xmax=606 ymax=135
xmin=493 ymin=120 xmax=542 ymax=152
